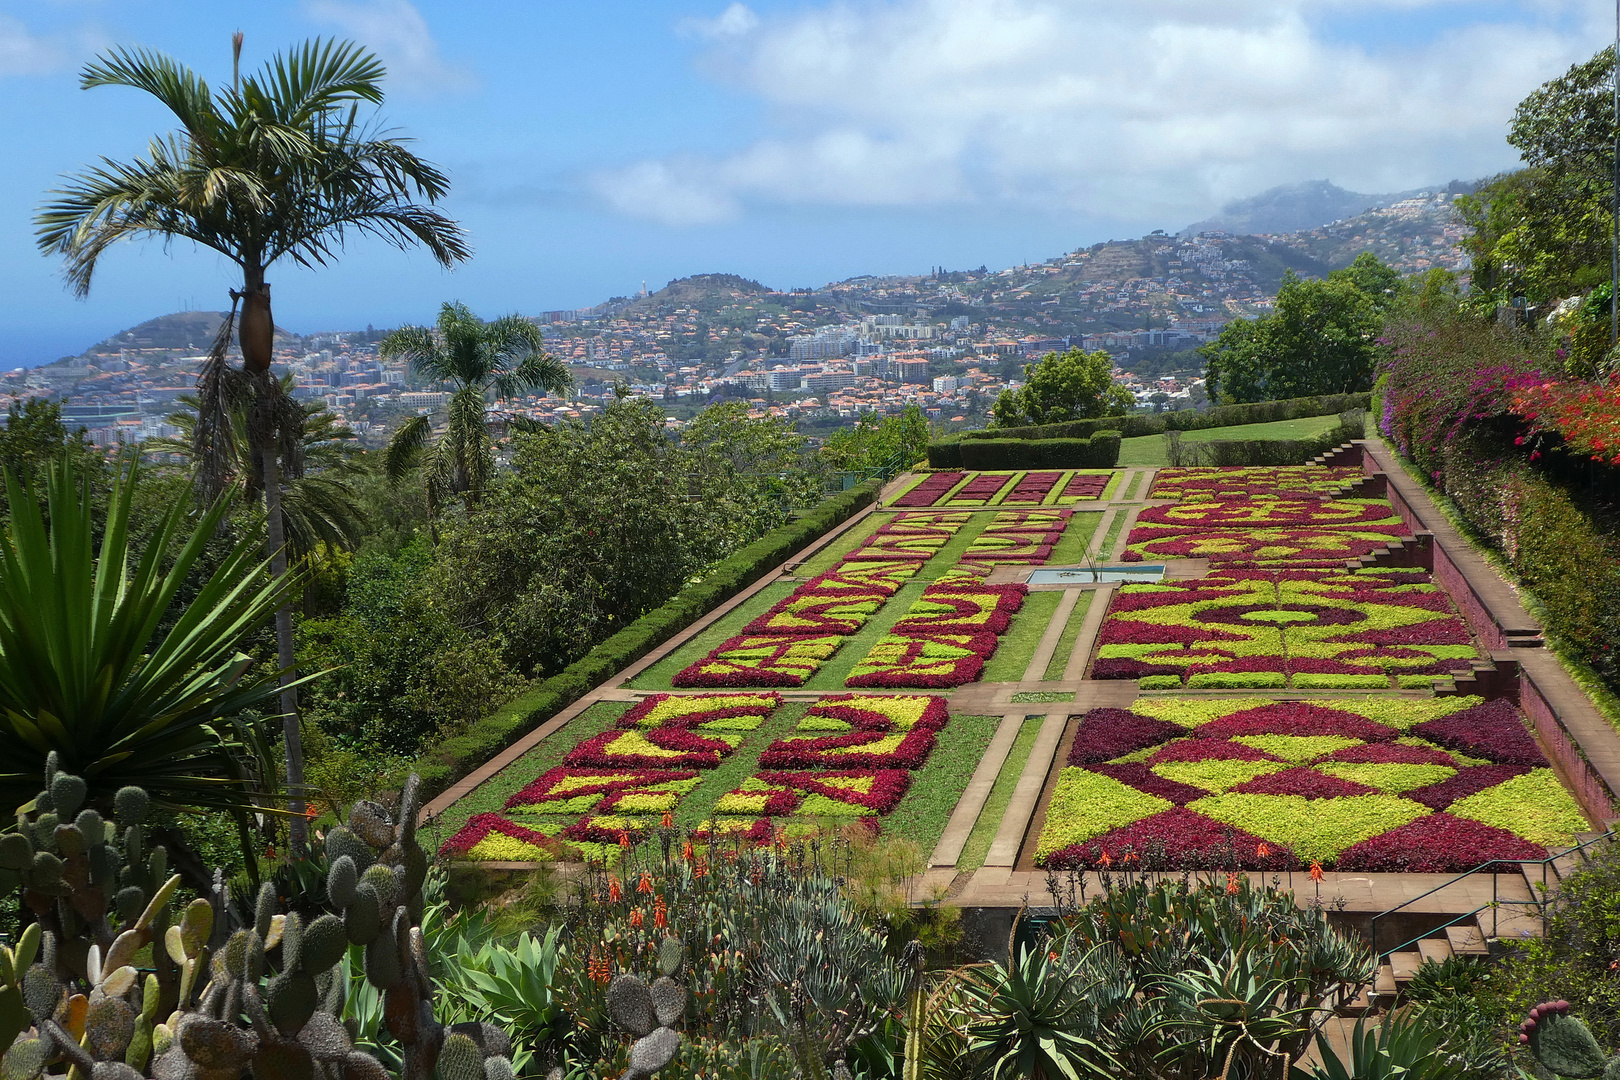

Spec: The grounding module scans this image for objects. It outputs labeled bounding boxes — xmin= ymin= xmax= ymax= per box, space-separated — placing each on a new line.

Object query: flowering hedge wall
xmin=1036 ymin=697 xmax=1587 ymax=871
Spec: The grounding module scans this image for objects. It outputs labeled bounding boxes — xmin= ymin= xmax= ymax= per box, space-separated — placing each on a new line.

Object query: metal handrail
xmin=1368 ymin=828 xmax=1615 ymax=963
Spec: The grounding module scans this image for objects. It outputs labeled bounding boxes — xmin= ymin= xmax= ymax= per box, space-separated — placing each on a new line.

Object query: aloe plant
xmin=0 ymin=453 xmax=302 ymax=818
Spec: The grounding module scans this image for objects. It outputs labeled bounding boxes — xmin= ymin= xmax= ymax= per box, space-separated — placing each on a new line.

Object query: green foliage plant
xmin=0 ymin=759 xmax=518 ymax=1080
xmin=0 ymin=454 xmax=298 ymax=820
xmin=821 ymin=406 xmax=932 ymax=474
xmin=992 ymin=348 xmax=1134 ymax=428
xmin=1292 ymin=1010 xmax=1467 ymax=1080
xmin=382 ymin=301 xmax=571 ymax=520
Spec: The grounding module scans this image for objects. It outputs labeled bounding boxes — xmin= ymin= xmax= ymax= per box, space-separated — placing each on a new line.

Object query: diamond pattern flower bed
xmin=1035 ymin=697 xmax=1588 ymax=870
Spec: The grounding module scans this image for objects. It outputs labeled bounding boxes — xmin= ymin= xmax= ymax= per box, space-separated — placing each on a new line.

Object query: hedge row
xmin=943 ymin=392 xmax=1374 ymax=446
xmin=1170 ymin=415 xmax=1366 ymax=467
xmin=931 ymin=431 xmax=1122 ymax=469
xmin=415 ymin=479 xmax=885 ymax=798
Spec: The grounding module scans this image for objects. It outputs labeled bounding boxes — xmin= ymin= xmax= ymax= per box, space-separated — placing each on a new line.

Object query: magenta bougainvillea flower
xmin=1411 ymin=700 xmax=1547 ymax=766
xmin=1067 ymin=709 xmax=1183 ymax=764
xmin=1334 ymin=813 xmax=1548 ymax=873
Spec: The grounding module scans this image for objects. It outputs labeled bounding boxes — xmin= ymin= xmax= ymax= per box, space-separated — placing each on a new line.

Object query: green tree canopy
xmin=991 ymin=347 xmax=1133 ymax=427
xmin=820 ymin=405 xmax=931 ymax=474
xmin=1200 ymin=269 xmax=1385 ymax=404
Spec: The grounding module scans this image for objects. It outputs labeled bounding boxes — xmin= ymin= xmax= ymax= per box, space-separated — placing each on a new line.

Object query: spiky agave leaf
xmin=0 ymin=453 xmax=306 ymax=814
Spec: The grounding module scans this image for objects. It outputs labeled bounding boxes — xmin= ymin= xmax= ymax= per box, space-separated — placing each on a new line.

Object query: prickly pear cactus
xmin=0 ymin=760 xmax=515 ymax=1080
xmin=1520 ymin=1001 xmax=1620 ymax=1080
xmin=605 ymin=937 xmax=686 ymax=1080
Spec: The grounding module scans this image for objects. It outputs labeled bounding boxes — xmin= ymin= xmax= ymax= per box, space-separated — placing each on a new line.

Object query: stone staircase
xmin=1348 ymin=831 xmax=1614 ymax=1013
xmin=1311 ymin=443 xmax=1365 ymax=468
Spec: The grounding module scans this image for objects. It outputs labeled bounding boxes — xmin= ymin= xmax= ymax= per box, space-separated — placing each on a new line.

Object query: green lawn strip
xmin=1043 ymin=591 xmax=1096 ymax=680
xmin=1040 ymin=471 xmax=1076 ymax=506
xmin=1047 ymin=512 xmax=1103 ymax=564
xmin=1101 ymin=469 xmax=1125 ymax=499
xmin=676 ymin=700 xmax=808 ymax=828
xmin=882 ymin=714 xmax=1001 ymax=859
xmin=800 ymin=579 xmax=930 ymax=689
xmin=957 ymin=716 xmax=1040 ymax=871
xmin=888 ymin=474 xmax=929 ymax=502
xmin=917 ymin=512 xmax=996 ymax=582
xmin=1118 ymin=415 xmax=1345 ymax=467
xmin=1119 ymin=471 xmax=1141 ymax=500
xmin=424 ymin=701 xmax=630 ymax=843
xmin=980 ymin=591 xmax=1062 ymax=681
xmin=985 ymin=472 xmax=1026 ymax=506
xmin=627 ymin=580 xmax=799 ymax=690
xmin=796 ymin=513 xmax=888 ymax=577
xmin=1098 ymin=511 xmax=1129 ymax=560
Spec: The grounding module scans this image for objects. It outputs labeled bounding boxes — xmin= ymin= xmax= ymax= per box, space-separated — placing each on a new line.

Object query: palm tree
xmin=35 ymin=36 xmax=469 ymax=850
xmin=382 ymin=301 xmax=572 ymax=519
xmin=0 ymin=453 xmax=302 ymax=844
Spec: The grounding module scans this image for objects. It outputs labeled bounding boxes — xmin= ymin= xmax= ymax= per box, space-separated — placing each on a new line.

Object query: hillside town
xmin=3 ymin=190 xmax=1466 ymax=447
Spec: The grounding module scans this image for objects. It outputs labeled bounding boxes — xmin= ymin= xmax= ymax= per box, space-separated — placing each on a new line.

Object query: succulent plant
xmin=1521 ymin=1001 xmax=1620 ymax=1080
xmin=0 ymin=758 xmax=516 ymax=1080
xmin=605 ymin=937 xmax=685 ymax=1080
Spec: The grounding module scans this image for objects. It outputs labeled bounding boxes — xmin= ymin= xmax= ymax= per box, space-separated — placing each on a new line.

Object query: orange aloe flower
xmin=629 ymin=908 xmax=644 ymax=928
xmin=608 ymin=876 xmax=623 ymax=902
xmin=1309 ymin=860 xmax=1324 ymax=881
xmin=637 ymin=871 xmax=654 ymax=894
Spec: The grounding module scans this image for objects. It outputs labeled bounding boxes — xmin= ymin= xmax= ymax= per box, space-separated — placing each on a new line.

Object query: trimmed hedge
xmin=931 ymin=392 xmax=1373 ymax=459
xmin=950 ymin=432 xmax=1122 ymax=469
xmin=415 ymin=479 xmax=884 ymax=798
xmin=1175 ymin=416 xmax=1364 ymax=467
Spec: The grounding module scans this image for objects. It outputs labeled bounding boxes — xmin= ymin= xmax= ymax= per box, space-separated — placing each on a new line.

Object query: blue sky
xmin=0 ymin=0 xmax=1610 ymax=366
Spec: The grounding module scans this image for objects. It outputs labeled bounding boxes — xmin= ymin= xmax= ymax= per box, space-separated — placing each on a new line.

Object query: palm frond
xmin=385 ymin=413 xmax=433 ymax=481
xmin=79 ymin=47 xmax=220 ymax=138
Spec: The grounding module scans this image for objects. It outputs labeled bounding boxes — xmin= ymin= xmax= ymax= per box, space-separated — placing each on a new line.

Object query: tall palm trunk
xmin=242 ymin=279 xmax=307 ymax=854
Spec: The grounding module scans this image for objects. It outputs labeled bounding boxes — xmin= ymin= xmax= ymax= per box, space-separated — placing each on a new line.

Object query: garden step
xmin=1334 ymin=985 xmax=1377 ymax=1017
xmin=1489 ymin=905 xmax=1545 ymax=943
xmin=1518 ymin=862 xmax=1555 ymax=897
xmin=1328 ymin=472 xmax=1388 ymax=500
xmin=1311 ymin=443 xmax=1364 ymax=468
xmin=1439 ymin=654 xmax=1521 ymax=703
xmin=1416 ymin=938 xmax=1453 ymax=967
xmin=1548 ymin=847 xmax=1585 ymax=879
xmin=1445 ymin=924 xmax=1489 ymax=955
xmin=1387 ymin=951 xmax=1424 ymax=983
xmin=1347 ymin=531 xmax=1434 ymax=574
xmin=1373 ymin=964 xmax=1397 ymax=998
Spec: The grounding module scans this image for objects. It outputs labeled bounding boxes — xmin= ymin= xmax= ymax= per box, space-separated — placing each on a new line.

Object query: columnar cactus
xmin=1521 ymin=1001 xmax=1620 ymax=1080
xmin=605 ymin=937 xmax=685 ymax=1080
xmin=0 ymin=757 xmax=515 ymax=1080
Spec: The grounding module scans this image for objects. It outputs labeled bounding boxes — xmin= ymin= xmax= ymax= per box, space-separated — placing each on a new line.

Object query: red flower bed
xmin=1002 ymin=471 xmax=1064 ymax=504
xmin=1067 ymin=709 xmax=1183 ymax=764
xmin=1098 ymin=621 xmax=1248 ymax=646
xmin=1061 ymin=473 xmax=1110 ymax=499
xmin=1324 ymin=742 xmax=1456 ymax=766
xmin=1084 ymin=764 xmax=1210 ymax=805
xmin=950 ymin=473 xmax=1012 ymax=503
xmin=1410 ymin=700 xmax=1548 ymax=766
xmin=1334 ymin=813 xmax=1548 ymax=873
xmin=758 ymin=726 xmax=938 ymax=769
xmin=1146 ymin=739 xmax=1283 ymax=765
xmin=845 ymin=631 xmax=998 ymax=688
xmin=890 ymin=583 xmax=1028 ymax=635
xmin=896 ymin=472 xmax=965 ymax=507
xmin=806 ymin=694 xmax=950 ymax=731
xmin=565 ymin=727 xmax=735 ymax=769
xmin=1042 ymin=808 xmax=1296 ymax=871
xmin=1091 ymin=657 xmax=1183 ymax=680
xmin=1196 ymin=703 xmax=1398 ymax=743
xmin=440 ymin=813 xmax=565 ymax=858
xmin=1137 ymin=499 xmax=1401 ymax=530
xmin=1404 ymin=764 xmax=1533 ymax=812
xmin=560 ymin=816 xmax=654 ymax=844
xmin=504 ymin=766 xmax=702 ymax=812
xmin=619 ymin=694 xmax=782 ymax=729
xmin=755 ymin=769 xmax=913 ymax=813
xmin=1229 ymin=767 xmax=1378 ymax=799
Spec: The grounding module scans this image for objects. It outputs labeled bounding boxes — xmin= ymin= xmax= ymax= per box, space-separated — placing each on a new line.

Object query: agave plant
xmin=953 ymin=945 xmax=1117 ymax=1080
xmin=0 ymin=453 xmax=302 ymax=817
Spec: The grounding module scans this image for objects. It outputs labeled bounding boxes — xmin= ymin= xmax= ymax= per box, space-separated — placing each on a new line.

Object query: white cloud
xmin=303 ymin=0 xmax=473 ymax=95
xmin=680 ymin=2 xmax=760 ymax=40
xmin=0 ymin=14 xmax=71 ymax=78
xmin=596 ymin=0 xmax=1605 ymax=227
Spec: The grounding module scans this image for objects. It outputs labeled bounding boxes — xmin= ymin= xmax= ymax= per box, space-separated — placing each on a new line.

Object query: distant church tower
xmin=640 ymin=280 xmax=649 ymax=297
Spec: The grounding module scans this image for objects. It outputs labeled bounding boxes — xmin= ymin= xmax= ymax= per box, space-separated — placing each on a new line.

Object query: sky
xmin=0 ymin=0 xmax=1612 ymax=366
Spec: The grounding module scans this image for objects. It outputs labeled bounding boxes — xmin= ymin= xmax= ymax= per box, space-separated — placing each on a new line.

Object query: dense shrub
xmin=944 ymin=431 xmax=1121 ymax=469
xmin=416 ymin=480 xmax=882 ymax=797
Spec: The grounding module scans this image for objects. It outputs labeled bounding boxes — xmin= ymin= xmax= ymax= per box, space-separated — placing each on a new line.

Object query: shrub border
xmin=416 ymin=479 xmax=884 ymax=806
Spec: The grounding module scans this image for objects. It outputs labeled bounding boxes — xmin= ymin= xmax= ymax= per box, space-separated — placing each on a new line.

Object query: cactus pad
xmin=266 ymin=972 xmax=319 ymax=1037
xmin=86 ymin=996 xmax=136 ymax=1061
xmin=656 ymin=938 xmax=684 ymax=978
xmin=299 ymin=915 xmax=348 ymax=974
xmin=327 ymin=856 xmax=358 ymax=909
xmin=482 ymin=1058 xmax=515 ymax=1080
xmin=626 ymin=1027 xmax=681 ymax=1076
xmin=179 ymin=898 xmax=214 ymax=958
xmin=0 ymin=835 xmax=30 ymax=872
xmin=358 ymin=865 xmax=398 ymax=911
xmin=345 ymin=884 xmax=382 ymax=945
xmin=50 ymin=774 xmax=87 ymax=816
xmin=1528 ymin=1008 xmax=1611 ymax=1079
xmin=607 ymin=976 xmax=657 ymax=1039
xmin=649 ymin=978 xmax=684 ymax=1029
xmin=21 ymin=965 xmax=60 ymax=1022
xmin=113 ymin=787 xmax=150 ymax=827
xmin=347 ymin=803 xmax=395 ymax=850
xmin=179 ymin=1018 xmax=257 ymax=1068
xmin=324 ymin=828 xmax=374 ymax=874
xmin=53 ymin=824 xmax=85 ymax=857
xmin=2 ymin=1037 xmax=49 ymax=1080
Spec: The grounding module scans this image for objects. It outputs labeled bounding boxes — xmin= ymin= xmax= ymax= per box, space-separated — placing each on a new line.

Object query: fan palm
xmin=0 ymin=453 xmax=302 ymax=821
xmin=381 ymin=301 xmax=572 ymax=518
xmin=35 ymin=36 xmax=469 ymax=848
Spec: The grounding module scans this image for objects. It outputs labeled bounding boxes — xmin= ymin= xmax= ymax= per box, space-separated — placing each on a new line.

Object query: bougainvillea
xmin=1510 ymin=376 xmax=1620 ymax=464
xmin=673 ymin=634 xmax=845 ymax=687
xmin=845 ymin=631 xmax=998 ymax=688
